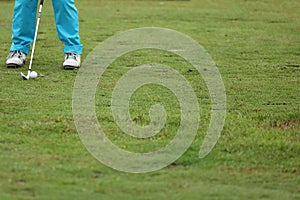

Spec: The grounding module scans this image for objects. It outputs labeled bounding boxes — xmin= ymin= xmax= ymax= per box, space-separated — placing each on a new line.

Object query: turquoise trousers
xmin=10 ymin=0 xmax=83 ymax=55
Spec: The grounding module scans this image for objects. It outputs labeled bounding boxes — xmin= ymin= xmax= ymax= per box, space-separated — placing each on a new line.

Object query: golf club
xmin=21 ymin=0 xmax=44 ymax=80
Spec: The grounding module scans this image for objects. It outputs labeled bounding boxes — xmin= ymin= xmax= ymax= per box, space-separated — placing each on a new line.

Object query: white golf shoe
xmin=6 ymin=51 xmax=26 ymax=68
xmin=63 ymin=52 xmax=81 ymax=70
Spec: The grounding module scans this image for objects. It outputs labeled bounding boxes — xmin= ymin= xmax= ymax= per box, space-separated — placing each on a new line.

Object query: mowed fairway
xmin=0 ymin=0 xmax=299 ymax=199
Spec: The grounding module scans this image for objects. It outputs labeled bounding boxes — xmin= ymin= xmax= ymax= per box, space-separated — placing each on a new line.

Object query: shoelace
xmin=66 ymin=52 xmax=78 ymax=60
xmin=8 ymin=51 xmax=23 ymax=59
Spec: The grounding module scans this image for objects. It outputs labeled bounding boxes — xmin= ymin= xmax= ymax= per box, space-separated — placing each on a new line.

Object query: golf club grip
xmin=40 ymin=0 xmax=44 ymax=5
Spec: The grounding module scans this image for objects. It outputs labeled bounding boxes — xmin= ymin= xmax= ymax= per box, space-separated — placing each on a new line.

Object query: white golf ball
xmin=29 ymin=71 xmax=38 ymax=79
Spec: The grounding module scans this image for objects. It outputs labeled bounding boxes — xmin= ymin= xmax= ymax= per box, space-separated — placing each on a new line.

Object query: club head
xmin=21 ymin=72 xmax=29 ymax=80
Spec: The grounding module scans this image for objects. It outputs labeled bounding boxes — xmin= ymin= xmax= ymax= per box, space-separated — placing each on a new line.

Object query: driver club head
xmin=21 ymin=72 xmax=29 ymax=80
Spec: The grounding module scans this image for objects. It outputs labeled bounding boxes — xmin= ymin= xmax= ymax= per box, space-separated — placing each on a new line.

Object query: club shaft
xmin=28 ymin=3 xmax=43 ymax=72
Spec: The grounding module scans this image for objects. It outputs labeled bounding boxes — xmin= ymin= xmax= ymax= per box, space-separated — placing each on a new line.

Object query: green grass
xmin=0 ymin=0 xmax=299 ymax=199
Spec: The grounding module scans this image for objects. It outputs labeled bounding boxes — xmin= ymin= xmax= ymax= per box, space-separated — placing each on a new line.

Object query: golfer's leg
xmin=52 ymin=0 xmax=83 ymax=55
xmin=10 ymin=0 xmax=38 ymax=55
